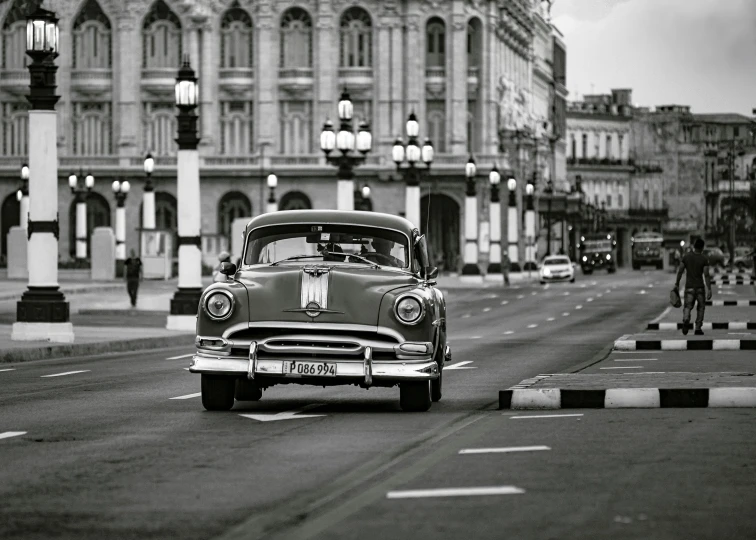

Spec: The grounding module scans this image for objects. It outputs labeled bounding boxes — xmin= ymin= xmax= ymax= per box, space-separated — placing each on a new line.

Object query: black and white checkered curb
xmin=713 ymin=279 xmax=755 ymax=285
xmin=707 ymin=300 xmax=756 ymax=306
xmin=614 ymin=337 xmax=756 ymax=350
xmin=647 ymin=322 xmax=756 ymax=330
xmin=499 ymin=386 xmax=756 ymax=409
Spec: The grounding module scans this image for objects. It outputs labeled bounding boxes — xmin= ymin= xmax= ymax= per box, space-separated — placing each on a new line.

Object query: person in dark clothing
xmin=124 ymin=249 xmax=143 ymax=308
xmin=674 ymin=237 xmax=711 ymax=335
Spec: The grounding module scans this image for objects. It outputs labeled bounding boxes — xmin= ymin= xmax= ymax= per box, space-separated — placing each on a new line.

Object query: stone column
xmin=488 ymin=184 xmax=501 ymax=275
xmin=116 ymin=16 xmax=139 ymax=158
xmin=256 ymin=6 xmax=276 ymax=148
xmin=507 ymin=183 xmax=520 ymax=272
xmin=115 ymin=198 xmax=126 ymax=275
xmin=450 ymin=6 xmax=467 ymax=154
xmin=525 ymin=187 xmax=536 ymax=270
xmin=199 ymin=22 xmax=216 ymax=153
xmin=405 ymin=178 xmax=421 ymax=229
xmin=20 ymin=195 xmax=29 ymax=229
xmin=75 ymin=195 xmax=87 ymax=260
xmin=462 ymin=178 xmax=480 ymax=277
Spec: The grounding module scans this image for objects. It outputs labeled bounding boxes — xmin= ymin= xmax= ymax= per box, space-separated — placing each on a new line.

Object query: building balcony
xmin=71 ymin=69 xmax=113 ymax=98
xmin=140 ymin=67 xmax=177 ymax=99
xmin=337 ymin=67 xmax=373 ymax=92
xmin=628 ymin=207 xmax=669 ymax=218
xmin=711 ymin=179 xmax=753 ymax=194
xmin=219 ymin=68 xmax=255 ymax=96
xmin=278 ymin=67 xmax=313 ymax=92
xmin=0 ymin=68 xmax=29 ymax=97
xmin=633 ymin=161 xmax=663 ymax=174
xmin=567 ymin=157 xmax=635 ymax=168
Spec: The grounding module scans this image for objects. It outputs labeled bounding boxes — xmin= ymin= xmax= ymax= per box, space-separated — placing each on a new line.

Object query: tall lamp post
xmin=13 ymin=6 xmax=73 ymax=343
xmin=17 ymin=163 xmax=30 ymax=229
xmin=320 ymin=89 xmax=372 ymax=210
xmin=487 ymin=164 xmax=502 ymax=275
xmin=167 ymin=57 xmax=202 ymax=331
xmin=266 ymin=173 xmax=278 ymax=214
xmin=462 ymin=155 xmax=480 ymax=276
xmin=524 ymin=180 xmax=536 ymax=270
xmin=68 ymin=170 xmax=94 ymax=261
xmin=142 ymin=153 xmax=155 ymax=230
xmin=359 ymin=184 xmax=372 ymax=211
xmin=392 ymin=112 xmax=434 ymax=227
xmin=544 ymin=178 xmax=554 ymax=255
xmin=506 ymin=175 xmax=520 ymax=272
xmin=112 ymin=180 xmax=130 ymax=276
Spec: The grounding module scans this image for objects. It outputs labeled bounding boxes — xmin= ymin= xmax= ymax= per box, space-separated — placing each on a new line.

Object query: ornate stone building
xmin=0 ymin=0 xmax=566 ymax=271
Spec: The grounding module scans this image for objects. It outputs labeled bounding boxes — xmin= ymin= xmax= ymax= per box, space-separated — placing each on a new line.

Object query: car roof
xmin=244 ymin=210 xmax=417 ymax=236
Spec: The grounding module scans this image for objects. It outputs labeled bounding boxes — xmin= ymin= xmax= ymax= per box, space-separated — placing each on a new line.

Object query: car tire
xmin=400 ymin=380 xmax=432 ymax=412
xmin=539 ymin=280 xmax=545 ymax=285
xmin=570 ymin=277 xmax=575 ymax=283
xmin=608 ymin=267 xmax=616 ymax=274
xmin=632 ymin=263 xmax=640 ymax=270
xmin=201 ymin=374 xmax=235 ymax=411
xmin=235 ymin=379 xmax=263 ymax=401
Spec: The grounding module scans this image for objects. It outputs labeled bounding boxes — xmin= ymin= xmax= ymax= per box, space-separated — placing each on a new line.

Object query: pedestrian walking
xmin=502 ymin=252 xmax=511 ymax=286
xmin=124 ymin=249 xmax=143 ymax=308
xmin=673 ymin=237 xmax=711 ymax=335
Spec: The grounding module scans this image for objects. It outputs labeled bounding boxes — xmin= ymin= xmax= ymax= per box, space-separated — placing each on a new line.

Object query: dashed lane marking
xmin=527 ymin=324 xmax=538 ymax=328
xmin=597 ymin=293 xmax=603 ymax=298
xmin=587 ymin=298 xmax=594 ymax=302
xmin=40 ymin=370 xmax=91 ymax=378
xmin=445 ymin=361 xmax=477 ymax=371
xmin=0 ymin=368 xmax=16 ymax=372
xmin=459 ymin=446 xmax=551 ymax=455
xmin=509 ymin=413 xmax=584 ymax=419
xmin=517 ymin=295 xmax=525 ymax=299
xmin=563 ymin=292 xmax=570 ymax=296
xmin=562 ymin=312 xmax=570 ymax=316
xmin=575 ymin=305 xmax=583 ymax=310
xmin=166 ymin=353 xmax=194 ymax=360
xmin=386 ymin=486 xmax=525 ymax=499
xmin=504 ymin=331 xmax=515 ymax=335
xmin=0 ymin=432 xmax=26 ymax=441
xmin=170 ymin=392 xmax=202 ymax=400
xmin=600 ymin=366 xmax=644 ymax=370
xmin=462 ymin=314 xmax=471 ymax=319
xmin=483 ymin=307 xmax=491 ymax=312
xmin=614 ymin=358 xmax=658 ymax=362
xmin=501 ymin=300 xmax=509 ymax=305
xmin=547 ymin=317 xmax=555 ymax=321
xmin=531 ymin=292 xmax=537 ymax=296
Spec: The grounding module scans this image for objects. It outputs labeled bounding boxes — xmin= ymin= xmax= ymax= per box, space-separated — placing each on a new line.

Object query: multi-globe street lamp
xmin=392 ymin=112 xmax=434 ymax=227
xmin=320 ymin=89 xmax=372 ymax=211
xmin=143 ymin=152 xmax=155 ymax=230
xmin=487 ymin=164 xmax=502 ymax=275
xmin=462 ymin=155 xmax=480 ymax=276
xmin=266 ymin=173 xmax=278 ymax=214
xmin=112 ymin=180 xmax=130 ymax=276
xmin=13 ymin=6 xmax=73 ymax=343
xmin=17 ymin=163 xmax=30 ymax=229
xmin=68 ymin=170 xmax=94 ymax=261
xmin=167 ymin=57 xmax=202 ymax=331
xmin=506 ymin=175 xmax=520 ymax=272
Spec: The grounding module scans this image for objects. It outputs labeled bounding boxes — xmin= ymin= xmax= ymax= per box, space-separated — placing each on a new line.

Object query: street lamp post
xmin=266 ymin=173 xmax=278 ymax=214
xmin=112 ymin=180 xmax=130 ymax=276
xmin=359 ymin=184 xmax=372 ymax=211
xmin=320 ymin=89 xmax=372 ymax=211
xmin=68 ymin=170 xmax=94 ymax=261
xmin=487 ymin=164 xmax=502 ymax=275
xmin=167 ymin=57 xmax=202 ymax=331
xmin=392 ymin=112 xmax=434 ymax=227
xmin=524 ymin=181 xmax=536 ymax=270
xmin=17 ymin=163 xmax=30 ymax=229
xmin=462 ymin=155 xmax=480 ymax=276
xmin=507 ymin=176 xmax=520 ymax=272
xmin=142 ymin=153 xmax=155 ymax=230
xmin=13 ymin=6 xmax=73 ymax=343
xmin=544 ymin=178 xmax=554 ymax=256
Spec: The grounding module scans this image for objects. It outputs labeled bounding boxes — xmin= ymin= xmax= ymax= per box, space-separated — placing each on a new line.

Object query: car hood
xmin=236 ymin=264 xmax=419 ymax=326
xmin=543 ymin=264 xmax=572 ymax=272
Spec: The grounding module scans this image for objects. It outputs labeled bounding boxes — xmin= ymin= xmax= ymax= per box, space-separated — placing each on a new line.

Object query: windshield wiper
xmin=269 ymin=255 xmax=323 ymax=266
xmin=320 ymin=251 xmax=380 ymax=269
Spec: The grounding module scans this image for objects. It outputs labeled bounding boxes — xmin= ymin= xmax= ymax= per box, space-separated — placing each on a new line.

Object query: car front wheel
xmin=201 ymin=374 xmax=235 ymax=411
xmin=400 ymin=380 xmax=432 ymax=412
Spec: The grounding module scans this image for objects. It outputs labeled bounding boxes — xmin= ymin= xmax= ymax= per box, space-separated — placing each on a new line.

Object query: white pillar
xmin=177 ymin=149 xmax=202 ymax=290
xmin=266 ymin=201 xmax=277 ymax=214
xmin=20 ymin=196 xmax=29 ymax=229
xmin=337 ymin=179 xmax=354 ymax=211
xmin=508 ymin=204 xmax=519 ymax=271
xmin=142 ymin=190 xmax=156 ymax=230
xmin=12 ymin=110 xmax=73 ymax=343
xmin=488 ymin=200 xmax=501 ymax=274
xmin=461 ymin=195 xmax=480 ymax=277
xmin=76 ymin=201 xmax=87 ymax=259
xmin=405 ymin=185 xmax=421 ymax=228
xmin=115 ymin=206 xmax=126 ymax=261
xmin=525 ymin=208 xmax=536 ymax=268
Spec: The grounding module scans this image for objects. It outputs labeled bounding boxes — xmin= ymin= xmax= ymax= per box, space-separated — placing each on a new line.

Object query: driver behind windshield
xmin=369 ymin=237 xmax=402 ymax=267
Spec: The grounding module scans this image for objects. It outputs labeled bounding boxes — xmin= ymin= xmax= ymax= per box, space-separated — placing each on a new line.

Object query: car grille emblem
xmin=301 ymin=266 xmax=330 ymax=317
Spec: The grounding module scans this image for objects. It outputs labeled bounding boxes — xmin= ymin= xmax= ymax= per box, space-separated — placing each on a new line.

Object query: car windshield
xmin=584 ymin=240 xmax=612 ymax=252
xmin=243 ymin=224 xmax=410 ymax=268
xmin=544 ymin=257 xmax=571 ymax=266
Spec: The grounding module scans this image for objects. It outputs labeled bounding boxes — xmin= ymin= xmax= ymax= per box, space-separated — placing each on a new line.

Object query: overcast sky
xmin=551 ymin=0 xmax=756 ymax=115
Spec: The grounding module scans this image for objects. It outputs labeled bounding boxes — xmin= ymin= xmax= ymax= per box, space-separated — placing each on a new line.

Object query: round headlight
xmin=395 ymin=295 xmax=424 ymax=325
xmin=204 ymin=291 xmax=234 ymax=320
xmin=582 ymin=256 xmax=587 ymax=262
xmin=606 ymin=254 xmax=611 ymax=260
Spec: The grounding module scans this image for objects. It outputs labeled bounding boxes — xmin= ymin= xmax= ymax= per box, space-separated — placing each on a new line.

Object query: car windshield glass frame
xmin=243 ymin=223 xmax=411 ymax=269
xmin=583 ymin=240 xmax=612 ymax=252
xmin=544 ymin=258 xmax=571 ymax=266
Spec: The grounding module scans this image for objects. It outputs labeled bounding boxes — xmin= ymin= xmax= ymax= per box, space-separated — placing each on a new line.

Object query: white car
xmin=539 ymin=255 xmax=575 ymax=284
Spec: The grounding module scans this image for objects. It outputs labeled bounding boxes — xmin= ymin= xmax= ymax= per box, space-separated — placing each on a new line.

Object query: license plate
xmin=283 ymin=361 xmax=337 ymax=377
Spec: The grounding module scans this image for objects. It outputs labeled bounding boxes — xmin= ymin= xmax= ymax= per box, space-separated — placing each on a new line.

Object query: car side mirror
xmin=220 ymin=262 xmax=237 ymax=276
xmin=424 ymin=266 xmax=438 ymax=281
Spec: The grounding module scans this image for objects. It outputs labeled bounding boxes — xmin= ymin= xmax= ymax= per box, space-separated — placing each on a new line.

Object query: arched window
xmin=279 ymin=101 xmax=312 ymax=155
xmin=280 ymin=8 xmax=312 ymax=69
xmin=143 ymin=102 xmax=177 ymax=156
xmin=221 ymin=1 xmax=253 ymax=68
xmin=1 ymin=1 xmax=27 ymax=69
xmin=217 ymin=191 xmax=252 ymax=241
xmin=142 ymin=0 xmax=182 ymax=69
xmin=72 ymin=0 xmax=112 ymax=69
xmin=279 ymin=191 xmax=312 ymax=211
xmin=426 ymin=18 xmax=445 ymax=69
xmin=1 ymin=101 xmax=28 ymax=157
xmin=73 ymin=102 xmax=112 ymax=155
xmin=467 ymin=17 xmax=482 ymax=71
xmin=340 ymin=7 xmax=372 ymax=67
xmin=570 ymin=134 xmax=576 ymax=158
xmin=220 ymin=101 xmax=254 ymax=155
xmin=1 ymin=192 xmax=20 ymax=258
xmin=426 ymin=103 xmax=446 ymax=153
xmin=68 ymin=192 xmax=111 ymax=258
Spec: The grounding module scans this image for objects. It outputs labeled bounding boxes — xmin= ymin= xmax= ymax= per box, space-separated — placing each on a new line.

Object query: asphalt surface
xmin=1 ymin=269 xmax=755 ymax=540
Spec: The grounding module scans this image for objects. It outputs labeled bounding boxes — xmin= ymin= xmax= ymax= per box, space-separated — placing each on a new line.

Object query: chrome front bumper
xmin=189 ymin=342 xmax=439 ymax=386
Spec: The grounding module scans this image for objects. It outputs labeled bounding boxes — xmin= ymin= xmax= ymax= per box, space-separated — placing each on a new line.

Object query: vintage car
xmin=189 ymin=210 xmax=450 ymax=412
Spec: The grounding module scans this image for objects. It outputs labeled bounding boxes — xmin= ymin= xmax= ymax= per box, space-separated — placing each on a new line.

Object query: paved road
xmin=2 ymin=270 xmax=754 ymax=540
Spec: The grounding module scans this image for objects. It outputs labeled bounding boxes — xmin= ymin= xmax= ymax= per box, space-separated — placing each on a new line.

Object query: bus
xmin=631 ymin=232 xmax=664 ymax=270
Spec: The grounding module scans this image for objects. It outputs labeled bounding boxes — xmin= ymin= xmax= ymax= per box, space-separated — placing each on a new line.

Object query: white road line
xmin=501 ymin=300 xmax=509 ymax=305
xmin=575 ymin=305 xmax=583 ymax=310
xmin=614 ymin=358 xmax=657 ymax=361
xmin=651 ymin=306 xmax=672 ymax=324
xmin=547 ymin=317 xmax=555 ymax=322
xmin=462 ymin=314 xmax=471 ymax=319
xmin=169 ymin=392 xmax=202 ymax=400
xmin=504 ymin=331 xmax=515 ymax=335
xmin=587 ymin=298 xmax=594 ymax=302
xmin=183 ymin=367 xmax=191 ymax=371
xmin=470 ymin=336 xmax=482 ymax=339
xmin=531 ymin=292 xmax=537 ymax=296
xmin=563 ymin=292 xmax=570 ymax=296
xmin=445 ymin=361 xmax=477 ymax=371
xmin=527 ymin=324 xmax=538 ymax=328
xmin=638 ymin=290 xmax=647 ymax=295
xmin=0 ymin=431 xmax=26 ymax=440
xmin=386 ymin=486 xmax=525 ymax=499
xmin=166 ymin=353 xmax=194 ymax=360
xmin=613 ymin=351 xmax=654 ymax=354
xmin=597 ymin=293 xmax=603 ymax=298
xmin=510 ymin=413 xmax=584 ymax=419
xmin=517 ymin=295 xmax=525 ymax=299
xmin=459 ymin=446 xmax=551 ymax=455
xmin=483 ymin=307 xmax=491 ymax=312
xmin=580 ymin=284 xmax=587 ymax=288
xmin=40 ymin=370 xmax=91 ymax=378
xmin=562 ymin=312 xmax=570 ymax=316
xmin=600 ymin=366 xmax=644 ymax=370
xmin=0 ymin=368 xmax=16 ymax=372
